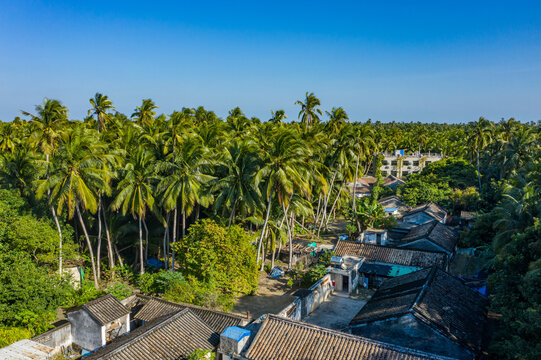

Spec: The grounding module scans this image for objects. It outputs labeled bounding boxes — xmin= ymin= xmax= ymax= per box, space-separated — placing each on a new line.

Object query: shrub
xmin=301 ymin=265 xmax=328 ymax=288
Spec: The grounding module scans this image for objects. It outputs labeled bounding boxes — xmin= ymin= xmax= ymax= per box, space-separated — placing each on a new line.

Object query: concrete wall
xmin=350 ymin=314 xmax=474 ymax=360
xmin=277 ymin=274 xmax=333 ymax=321
xmin=104 ymin=314 xmax=130 ymax=343
xmin=67 ymin=310 xmax=104 ymax=351
xmin=32 ymin=321 xmax=72 ymax=354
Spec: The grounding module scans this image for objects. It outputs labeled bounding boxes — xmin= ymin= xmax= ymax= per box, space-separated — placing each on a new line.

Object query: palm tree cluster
xmin=1 ymin=93 xmax=539 ymax=290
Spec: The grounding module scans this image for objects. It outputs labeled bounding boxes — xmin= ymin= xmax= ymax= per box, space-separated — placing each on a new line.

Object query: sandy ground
xmin=303 ymin=294 xmax=369 ymax=331
xmin=233 ymin=275 xmax=298 ymax=319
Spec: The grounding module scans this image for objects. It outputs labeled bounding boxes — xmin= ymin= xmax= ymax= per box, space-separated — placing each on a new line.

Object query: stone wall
xmin=32 ymin=320 xmax=72 ymax=355
xmin=277 ymin=273 xmax=333 ymax=320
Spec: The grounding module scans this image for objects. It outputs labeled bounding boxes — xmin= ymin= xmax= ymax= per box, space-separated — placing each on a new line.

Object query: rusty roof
xmin=350 ymin=268 xmax=487 ymax=353
xmin=334 ymin=240 xmax=447 ymax=268
xmin=86 ymin=308 xmax=218 ymax=360
xmin=400 ymin=221 xmax=459 ymax=253
xmin=244 ymin=315 xmax=456 ymax=360
xmin=0 ymin=339 xmax=54 ymax=360
xmin=403 ymin=202 xmax=447 ymax=223
xmin=134 ymin=296 xmax=246 ymax=334
xmin=69 ymin=294 xmax=130 ymax=326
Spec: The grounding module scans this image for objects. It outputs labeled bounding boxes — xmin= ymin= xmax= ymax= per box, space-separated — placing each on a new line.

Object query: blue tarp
xmin=384 ymin=207 xmax=398 ymax=212
xmin=269 ymin=267 xmax=284 ymax=279
xmin=221 ymin=326 xmax=251 ymax=341
xmin=146 ymin=257 xmax=165 ymax=268
xmin=338 ymin=234 xmax=349 ymax=241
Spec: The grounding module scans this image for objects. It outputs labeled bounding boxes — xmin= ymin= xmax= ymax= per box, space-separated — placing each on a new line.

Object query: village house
xmin=85 ymin=308 xmax=219 ymax=360
xmin=347 ymin=175 xmax=407 ymax=198
xmin=333 ymin=240 xmax=448 ymax=287
xmin=349 ymin=267 xmax=487 ymax=360
xmin=66 ymin=294 xmax=131 ymax=352
xmin=378 ymin=194 xmax=410 ymax=217
xmin=359 ymin=227 xmax=388 ymax=245
xmin=235 ymin=314 xmax=458 ymax=360
xmin=397 ymin=220 xmax=459 ymax=258
xmin=402 ymin=202 xmax=448 ymax=225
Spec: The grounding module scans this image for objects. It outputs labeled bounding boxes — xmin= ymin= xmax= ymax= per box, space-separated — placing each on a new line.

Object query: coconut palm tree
xmin=132 ymin=99 xmax=158 ymax=126
xmin=22 ymin=98 xmax=68 ymax=273
xmin=326 ymin=107 xmax=349 ymax=133
xmin=269 ymin=110 xmax=287 ymax=124
xmin=468 ymin=117 xmax=494 ymax=190
xmin=295 ymin=92 xmax=322 ymax=127
xmin=212 ymin=139 xmax=262 ymax=225
xmin=112 ymin=148 xmax=158 ymax=274
xmin=88 ymin=93 xmax=115 ymax=132
xmin=37 ymin=126 xmax=112 ymax=287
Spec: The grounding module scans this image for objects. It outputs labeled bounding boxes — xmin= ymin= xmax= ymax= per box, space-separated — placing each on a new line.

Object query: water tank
xmin=330 ymin=256 xmax=344 ymax=268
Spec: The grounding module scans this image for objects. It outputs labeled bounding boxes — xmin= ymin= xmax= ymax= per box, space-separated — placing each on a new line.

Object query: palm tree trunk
xmin=282 ymin=202 xmax=293 ymax=270
xmin=163 ymin=213 xmax=170 ymax=269
xmin=51 ymin=206 xmax=63 ymax=274
xmin=324 ymin=183 xmax=344 ymax=230
xmin=181 ymin=211 xmax=186 ymax=238
xmin=143 ymin=217 xmax=149 ymax=262
xmin=76 ymin=203 xmax=99 ymax=288
xmin=257 ymin=194 xmax=272 ymax=265
xmin=172 ymin=206 xmax=177 ymax=271
xmin=314 ymin=193 xmax=322 ymax=224
xmin=96 ymin=197 xmax=102 ymax=279
xmin=353 ymin=153 xmax=360 ymax=229
xmin=138 ymin=215 xmax=144 ymax=275
xmin=114 ymin=243 xmax=124 ymax=267
xmin=320 ymin=170 xmax=338 ymax=229
xmin=477 ymin=145 xmax=482 ymax=190
xmin=228 ymin=200 xmax=237 ymax=227
xmin=102 ymin=205 xmax=114 ymax=269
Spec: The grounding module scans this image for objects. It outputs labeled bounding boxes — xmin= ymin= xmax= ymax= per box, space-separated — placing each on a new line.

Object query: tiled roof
xmin=400 ymin=221 xmax=459 ymax=253
xmin=378 ymin=195 xmax=407 ymax=208
xmin=383 ymin=175 xmax=406 ymax=187
xmin=403 ymin=202 xmax=447 ymax=223
xmin=334 ymin=241 xmax=447 ymax=268
xmin=134 ymin=296 xmax=246 ymax=334
xmin=350 ymin=268 xmax=487 ymax=353
xmin=244 ymin=315 xmax=456 ymax=360
xmin=70 ymin=294 xmax=130 ymax=326
xmin=86 ymin=309 xmax=219 ymax=360
xmin=0 ymin=339 xmax=54 ymax=360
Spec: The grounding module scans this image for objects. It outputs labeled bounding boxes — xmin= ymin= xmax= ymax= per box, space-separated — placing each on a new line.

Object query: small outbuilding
xmin=398 ymin=220 xmax=459 ymax=258
xmin=66 ymin=293 xmax=130 ymax=352
xmin=402 ymin=202 xmax=448 ymax=225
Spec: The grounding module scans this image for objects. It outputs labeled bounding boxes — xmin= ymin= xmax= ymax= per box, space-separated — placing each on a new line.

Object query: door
xmin=342 ymin=275 xmax=349 ymax=293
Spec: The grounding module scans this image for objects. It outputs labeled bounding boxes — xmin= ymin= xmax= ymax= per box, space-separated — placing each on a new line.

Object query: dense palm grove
xmin=0 ymin=93 xmax=540 ymax=358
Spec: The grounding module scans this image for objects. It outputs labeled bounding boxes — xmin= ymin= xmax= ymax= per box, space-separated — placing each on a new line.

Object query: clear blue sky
xmin=1 ymin=1 xmax=541 ymax=123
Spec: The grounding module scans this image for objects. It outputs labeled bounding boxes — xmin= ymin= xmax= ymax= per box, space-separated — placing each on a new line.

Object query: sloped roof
xmin=0 ymin=339 xmax=54 ymax=360
xmin=350 ymin=268 xmax=487 ymax=353
xmin=378 ymin=195 xmax=407 ymax=208
xmin=244 ymin=314 xmax=456 ymax=360
xmin=383 ymin=175 xmax=406 ymax=187
xmin=69 ymin=294 xmax=130 ymax=326
xmin=334 ymin=240 xmax=447 ymax=269
xmin=134 ymin=296 xmax=246 ymax=334
xmin=403 ymin=202 xmax=447 ymax=223
xmin=86 ymin=309 xmax=219 ymax=360
xmin=400 ymin=221 xmax=459 ymax=253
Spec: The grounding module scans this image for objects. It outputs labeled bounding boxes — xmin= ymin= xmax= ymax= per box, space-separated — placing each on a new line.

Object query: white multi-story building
xmin=379 ymin=150 xmax=443 ymax=177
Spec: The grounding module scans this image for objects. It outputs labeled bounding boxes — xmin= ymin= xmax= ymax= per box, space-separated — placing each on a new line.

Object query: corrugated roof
xmin=72 ymin=294 xmax=130 ymax=326
xmin=403 ymin=202 xmax=447 ymax=223
xmin=134 ymin=296 xmax=246 ymax=334
xmin=85 ymin=308 xmax=219 ymax=360
xmin=400 ymin=221 xmax=459 ymax=253
xmin=244 ymin=315 xmax=456 ymax=360
xmin=0 ymin=339 xmax=54 ymax=360
xmin=334 ymin=241 xmax=447 ymax=268
xmin=350 ymin=268 xmax=487 ymax=353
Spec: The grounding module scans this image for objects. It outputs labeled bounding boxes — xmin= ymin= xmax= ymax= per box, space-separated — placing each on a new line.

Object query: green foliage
xmin=0 ymin=327 xmax=33 ymax=348
xmin=0 ymin=246 xmax=73 ymax=332
xmin=398 ymin=173 xmax=452 ymax=206
xmin=286 ymin=278 xmax=293 ymax=287
xmin=173 ymin=219 xmax=258 ymax=296
xmin=188 ymin=349 xmax=215 ymax=360
xmin=301 ymin=264 xmax=328 ymax=288
xmin=318 ymin=250 xmax=336 ymax=266
xmin=422 ymin=158 xmax=478 ymax=189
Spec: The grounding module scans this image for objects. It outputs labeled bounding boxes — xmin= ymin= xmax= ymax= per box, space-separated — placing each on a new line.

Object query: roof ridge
xmin=91 ymin=308 xmax=202 ymax=358
xmin=410 ymin=266 xmax=437 ymax=311
xmin=265 ymin=315 xmax=456 ymax=360
xmin=144 ymin=296 xmax=246 ymax=319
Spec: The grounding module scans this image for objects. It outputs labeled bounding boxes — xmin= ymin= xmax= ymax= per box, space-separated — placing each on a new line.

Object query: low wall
xmin=32 ymin=320 xmax=72 ymax=355
xmin=277 ymin=273 xmax=333 ymax=321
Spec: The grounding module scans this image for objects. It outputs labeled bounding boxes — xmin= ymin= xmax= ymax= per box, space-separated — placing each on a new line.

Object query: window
xmin=413 ymin=161 xmax=419 ymax=166
xmin=391 ymin=170 xmax=397 ymax=176
xmin=391 ymin=160 xmax=397 ymax=165
xmin=382 ymin=160 xmax=389 ymax=165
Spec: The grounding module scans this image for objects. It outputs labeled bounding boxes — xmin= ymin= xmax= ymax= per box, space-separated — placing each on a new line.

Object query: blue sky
xmin=1 ymin=1 xmax=541 ymax=123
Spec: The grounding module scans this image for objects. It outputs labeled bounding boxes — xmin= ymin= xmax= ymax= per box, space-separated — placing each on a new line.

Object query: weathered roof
xmin=334 ymin=240 xmax=447 ymax=268
xmin=403 ymin=202 xmax=447 ymax=223
xmin=69 ymin=294 xmax=130 ymax=326
xmin=378 ymin=195 xmax=406 ymax=207
xmin=244 ymin=314 xmax=456 ymax=360
xmin=134 ymin=296 xmax=246 ymax=334
xmin=400 ymin=221 xmax=459 ymax=253
xmin=86 ymin=308 xmax=219 ymax=360
xmin=350 ymin=268 xmax=487 ymax=353
xmin=0 ymin=339 xmax=54 ymax=360
xmin=383 ymin=175 xmax=406 ymax=187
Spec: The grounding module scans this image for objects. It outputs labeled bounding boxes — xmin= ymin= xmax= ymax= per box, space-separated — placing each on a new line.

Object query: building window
xmin=391 ymin=170 xmax=397 ymax=176
xmin=403 ymin=160 xmax=411 ymax=165
xmin=382 ymin=160 xmax=389 ymax=165
xmin=413 ymin=161 xmax=419 ymax=166
xmin=391 ymin=160 xmax=397 ymax=165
